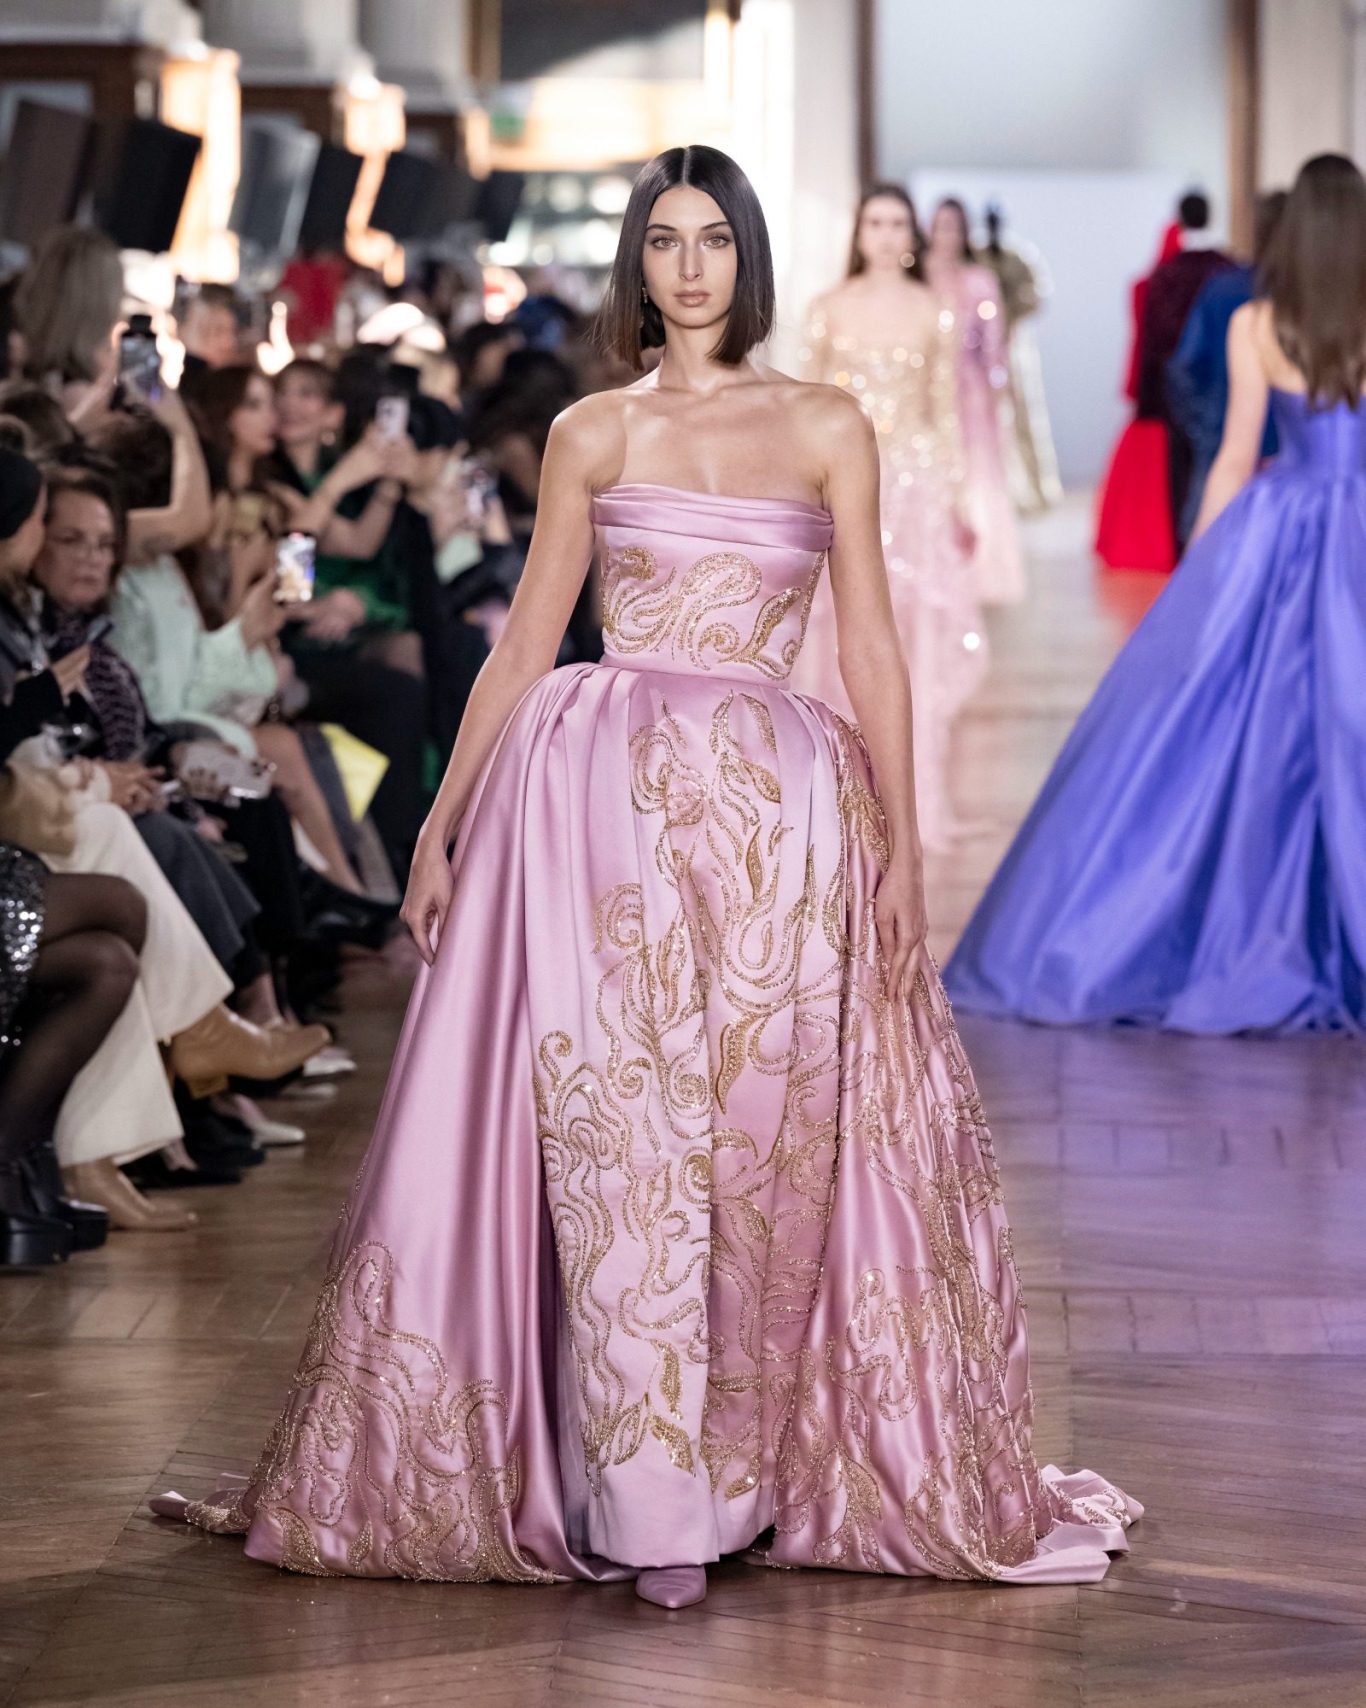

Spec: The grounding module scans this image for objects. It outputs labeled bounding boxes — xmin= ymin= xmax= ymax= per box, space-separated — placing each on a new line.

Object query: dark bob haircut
xmin=595 ymin=145 xmax=774 ymax=370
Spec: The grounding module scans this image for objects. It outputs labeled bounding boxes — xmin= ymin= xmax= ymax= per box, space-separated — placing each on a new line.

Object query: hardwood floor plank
xmin=4 ymin=500 xmax=1361 ymax=1708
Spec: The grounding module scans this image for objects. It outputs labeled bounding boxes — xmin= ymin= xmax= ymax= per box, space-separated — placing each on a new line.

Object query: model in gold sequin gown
xmin=791 ymin=302 xmax=989 ymax=851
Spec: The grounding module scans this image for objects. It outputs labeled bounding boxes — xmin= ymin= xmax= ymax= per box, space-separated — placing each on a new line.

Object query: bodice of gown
xmin=799 ymin=310 xmax=966 ymax=507
xmin=591 ymin=483 xmax=833 ymax=685
xmin=1270 ymin=388 xmax=1366 ymax=479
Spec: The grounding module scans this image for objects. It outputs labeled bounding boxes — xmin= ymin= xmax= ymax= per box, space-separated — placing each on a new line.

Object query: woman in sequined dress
xmin=925 ymin=199 xmax=1026 ymax=606
xmin=793 ymin=183 xmax=988 ymax=850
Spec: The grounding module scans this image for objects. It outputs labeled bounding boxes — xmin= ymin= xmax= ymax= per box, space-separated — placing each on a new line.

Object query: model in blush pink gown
xmin=158 ymin=483 xmax=1139 ymax=1585
xmin=927 ymin=202 xmax=1027 ymax=608
xmin=792 ymin=306 xmax=990 ymax=851
xmin=947 ymin=264 xmax=1027 ymax=605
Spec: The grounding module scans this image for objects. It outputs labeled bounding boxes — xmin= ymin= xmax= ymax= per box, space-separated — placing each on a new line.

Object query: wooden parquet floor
xmin=3 ymin=501 xmax=1364 ymax=1708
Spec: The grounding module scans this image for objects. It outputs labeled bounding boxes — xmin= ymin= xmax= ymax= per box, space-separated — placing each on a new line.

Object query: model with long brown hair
xmin=948 ymin=153 xmax=1366 ymax=1035
xmin=791 ymin=182 xmax=988 ymax=851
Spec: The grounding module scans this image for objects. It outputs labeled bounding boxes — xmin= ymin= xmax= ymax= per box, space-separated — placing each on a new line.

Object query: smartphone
xmin=375 ymin=393 xmax=409 ymax=442
xmin=274 ymin=531 xmax=316 ymax=604
xmin=440 ymin=455 xmax=496 ymax=524
xmin=462 ymin=461 xmax=497 ymax=525
xmin=119 ymin=313 xmax=162 ymax=403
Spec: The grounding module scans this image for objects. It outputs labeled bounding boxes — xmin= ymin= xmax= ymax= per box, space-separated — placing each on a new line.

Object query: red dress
xmin=1094 ymin=224 xmax=1182 ymax=573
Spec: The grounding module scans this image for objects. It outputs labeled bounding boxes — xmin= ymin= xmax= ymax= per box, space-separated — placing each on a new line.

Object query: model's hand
xmin=401 ymin=831 xmax=456 ymax=966
xmin=875 ymin=849 xmax=928 ymax=1002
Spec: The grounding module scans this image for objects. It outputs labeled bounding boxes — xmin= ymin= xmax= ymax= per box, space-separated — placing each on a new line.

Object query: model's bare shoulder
xmin=544 ymin=390 xmax=629 ymax=485
xmin=783 ymin=380 xmax=874 ymax=496
xmin=796 ymin=378 xmax=870 ymax=440
xmin=1232 ymin=297 xmax=1270 ymax=347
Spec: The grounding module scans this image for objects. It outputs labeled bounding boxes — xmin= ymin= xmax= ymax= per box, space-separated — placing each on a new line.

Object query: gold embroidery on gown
xmin=171 ymin=480 xmax=1137 ymax=1584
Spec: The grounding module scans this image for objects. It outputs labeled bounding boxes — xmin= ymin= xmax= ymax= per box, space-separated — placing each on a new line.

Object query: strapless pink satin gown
xmin=170 ymin=485 xmax=1139 ymax=1584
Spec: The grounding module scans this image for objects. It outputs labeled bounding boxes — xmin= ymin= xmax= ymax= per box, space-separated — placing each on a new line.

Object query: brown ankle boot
xmin=61 ymin=1159 xmax=197 ymax=1231
xmin=168 ymin=1007 xmax=331 ymax=1098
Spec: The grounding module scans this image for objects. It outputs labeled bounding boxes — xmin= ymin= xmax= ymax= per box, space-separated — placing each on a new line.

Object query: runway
xmin=3 ymin=501 xmax=1363 ymax=1708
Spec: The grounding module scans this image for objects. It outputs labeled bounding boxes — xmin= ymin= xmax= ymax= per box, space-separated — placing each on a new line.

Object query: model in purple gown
xmin=947 ymin=386 xmax=1366 ymax=1033
xmin=156 ymin=149 xmax=1139 ymax=1596
xmin=947 ymin=156 xmax=1366 ymax=1034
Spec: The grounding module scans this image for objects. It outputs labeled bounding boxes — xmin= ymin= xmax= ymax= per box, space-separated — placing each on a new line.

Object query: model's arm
xmin=818 ymin=387 xmax=928 ymax=994
xmin=400 ymin=398 xmax=608 ymax=960
xmin=1191 ymin=302 xmax=1270 ymax=541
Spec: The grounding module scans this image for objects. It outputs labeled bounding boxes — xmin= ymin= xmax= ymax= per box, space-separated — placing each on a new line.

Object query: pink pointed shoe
xmin=148 ymin=1475 xmax=247 ymax=1526
xmin=635 ymin=1566 xmax=707 ymax=1608
xmin=148 ymin=1491 xmax=192 ymax=1520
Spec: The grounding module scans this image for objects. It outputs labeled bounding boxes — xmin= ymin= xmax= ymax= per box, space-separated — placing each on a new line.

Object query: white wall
xmin=876 ymin=0 xmax=1229 ymax=192
xmin=731 ymin=0 xmax=860 ymax=368
xmin=875 ymin=0 xmax=1231 ymax=487
xmin=911 ymin=167 xmax=1190 ymax=488
xmin=1259 ymin=0 xmax=1352 ymax=185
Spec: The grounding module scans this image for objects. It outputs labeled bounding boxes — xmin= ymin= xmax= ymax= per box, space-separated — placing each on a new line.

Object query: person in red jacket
xmin=1095 ymin=192 xmax=1226 ymax=573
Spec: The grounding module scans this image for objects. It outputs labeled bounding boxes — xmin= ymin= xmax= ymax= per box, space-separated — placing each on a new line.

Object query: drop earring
xmin=641 ymin=284 xmax=649 ymax=306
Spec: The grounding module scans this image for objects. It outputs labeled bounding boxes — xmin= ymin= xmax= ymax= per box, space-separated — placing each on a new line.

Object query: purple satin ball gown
xmin=166 ymin=484 xmax=1138 ymax=1584
xmin=947 ymin=388 xmax=1366 ymax=1033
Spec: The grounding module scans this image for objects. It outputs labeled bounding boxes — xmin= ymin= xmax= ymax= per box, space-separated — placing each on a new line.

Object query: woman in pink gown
xmin=793 ymin=184 xmax=989 ymax=851
xmin=155 ymin=147 xmax=1139 ymax=1608
xmin=926 ymin=199 xmax=1027 ymax=606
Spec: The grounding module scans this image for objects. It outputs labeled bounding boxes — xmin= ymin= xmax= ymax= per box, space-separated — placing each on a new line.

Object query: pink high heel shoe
xmin=149 ymin=1476 xmax=247 ymax=1526
xmin=148 ymin=1492 xmax=192 ymax=1520
xmin=635 ymin=1566 xmax=707 ymax=1608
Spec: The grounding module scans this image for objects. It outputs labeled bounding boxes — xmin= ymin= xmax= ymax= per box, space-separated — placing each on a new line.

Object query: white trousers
xmin=44 ymin=803 xmax=231 ymax=1166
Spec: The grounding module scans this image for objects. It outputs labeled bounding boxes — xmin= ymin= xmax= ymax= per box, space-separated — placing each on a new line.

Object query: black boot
xmin=19 ymin=1143 xmax=109 ymax=1251
xmin=0 ymin=1157 xmax=73 ymax=1266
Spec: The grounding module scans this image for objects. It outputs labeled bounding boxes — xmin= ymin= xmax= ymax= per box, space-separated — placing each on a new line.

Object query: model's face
xmin=930 ymin=204 xmax=968 ymax=257
xmin=231 ymin=373 xmax=279 ymax=456
xmin=274 ymin=369 xmax=336 ymax=447
xmin=640 ymin=185 xmax=737 ymax=335
xmin=857 ymin=195 xmax=915 ymax=270
xmin=34 ymin=490 xmax=117 ymax=610
xmin=182 ymin=302 xmax=238 ymax=367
